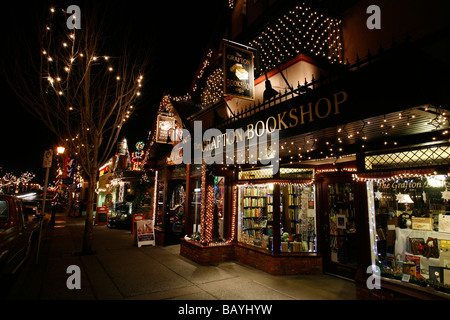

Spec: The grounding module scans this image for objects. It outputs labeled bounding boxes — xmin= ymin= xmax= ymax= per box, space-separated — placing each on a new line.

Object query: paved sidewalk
xmin=6 ymin=211 xmax=356 ymax=300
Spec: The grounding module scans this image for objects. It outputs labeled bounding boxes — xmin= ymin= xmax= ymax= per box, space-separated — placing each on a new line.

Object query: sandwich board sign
xmin=135 ymin=219 xmax=155 ymax=247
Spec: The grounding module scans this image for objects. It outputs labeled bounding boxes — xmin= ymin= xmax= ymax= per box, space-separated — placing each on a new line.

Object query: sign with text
xmin=223 ymin=41 xmax=255 ymax=101
xmin=43 ymin=149 xmax=53 ymax=168
xmin=135 ymin=219 xmax=155 ymax=247
xmin=156 ymin=114 xmax=175 ymax=144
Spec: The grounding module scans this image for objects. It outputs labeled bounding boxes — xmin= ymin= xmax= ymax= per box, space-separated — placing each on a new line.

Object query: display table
xmin=395 ymin=228 xmax=450 ymax=261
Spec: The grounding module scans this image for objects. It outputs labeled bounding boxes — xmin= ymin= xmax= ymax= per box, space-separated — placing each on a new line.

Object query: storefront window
xmin=367 ymin=174 xmax=450 ymax=294
xmin=281 ymin=183 xmax=317 ymax=253
xmin=237 ymin=183 xmax=317 ymax=253
xmin=238 ymin=184 xmax=273 ymax=250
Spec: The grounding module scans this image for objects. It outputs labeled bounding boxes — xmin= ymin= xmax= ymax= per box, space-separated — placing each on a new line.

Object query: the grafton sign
xmin=223 ymin=41 xmax=255 ymax=100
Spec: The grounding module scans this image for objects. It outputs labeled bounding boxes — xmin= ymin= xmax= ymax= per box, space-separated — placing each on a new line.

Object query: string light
xmin=39 ymin=3 xmax=146 ymax=164
xmin=352 ymin=170 xmax=435 ymax=183
xmin=171 ymin=2 xmax=342 ymax=106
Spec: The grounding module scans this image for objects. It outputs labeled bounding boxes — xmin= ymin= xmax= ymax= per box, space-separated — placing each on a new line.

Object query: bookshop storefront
xmin=178 ymin=45 xmax=450 ymax=301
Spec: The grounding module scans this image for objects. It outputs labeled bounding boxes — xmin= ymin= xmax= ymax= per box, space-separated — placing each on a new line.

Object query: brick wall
xmin=234 ymin=244 xmax=323 ymax=275
xmin=180 ymin=239 xmax=234 ymax=265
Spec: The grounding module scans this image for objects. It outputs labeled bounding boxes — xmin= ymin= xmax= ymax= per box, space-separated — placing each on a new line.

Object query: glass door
xmin=327 ymin=182 xmax=358 ymax=278
xmin=190 ymin=179 xmax=202 ymax=238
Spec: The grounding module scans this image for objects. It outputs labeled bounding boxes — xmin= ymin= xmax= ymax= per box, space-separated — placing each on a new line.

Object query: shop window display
xmin=367 ymin=175 xmax=450 ymax=294
xmin=188 ymin=176 xmax=227 ymax=243
xmin=237 ymin=183 xmax=317 ymax=253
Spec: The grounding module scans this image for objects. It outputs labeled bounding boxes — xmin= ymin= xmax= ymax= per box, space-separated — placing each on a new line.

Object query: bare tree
xmin=5 ymin=3 xmax=149 ymax=254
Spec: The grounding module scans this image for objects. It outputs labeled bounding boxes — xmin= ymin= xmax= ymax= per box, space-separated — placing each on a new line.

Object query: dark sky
xmin=0 ymin=1 xmax=227 ymax=183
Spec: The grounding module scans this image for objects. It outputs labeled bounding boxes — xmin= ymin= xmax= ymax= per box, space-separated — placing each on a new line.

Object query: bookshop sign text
xmin=202 ymin=90 xmax=348 ymax=153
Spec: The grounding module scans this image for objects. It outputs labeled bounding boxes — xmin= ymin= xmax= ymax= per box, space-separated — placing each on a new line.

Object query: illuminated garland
xmin=152 ymin=169 xmax=158 ymax=221
xmin=200 ymin=67 xmax=223 ymax=107
xmin=352 ymin=170 xmax=435 ymax=182
xmin=205 ymin=186 xmax=238 ymax=247
xmin=200 ymin=161 xmax=207 ymax=244
xmin=366 ymin=181 xmax=379 ymax=270
xmin=316 ymin=167 xmax=357 ymax=174
xmin=204 ymin=184 xmax=215 ymax=244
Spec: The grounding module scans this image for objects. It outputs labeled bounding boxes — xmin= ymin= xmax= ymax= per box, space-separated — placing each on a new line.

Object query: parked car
xmin=0 ymin=194 xmax=40 ymax=279
xmin=23 ymin=200 xmax=44 ymax=223
xmin=107 ymin=212 xmax=132 ymax=230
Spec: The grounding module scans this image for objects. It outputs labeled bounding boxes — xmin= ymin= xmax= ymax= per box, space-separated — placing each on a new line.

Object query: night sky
xmin=0 ymin=1 xmax=226 ymax=182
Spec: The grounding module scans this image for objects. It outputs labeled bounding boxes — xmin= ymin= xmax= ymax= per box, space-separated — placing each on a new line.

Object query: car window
xmin=15 ymin=199 xmax=26 ymax=222
xmin=0 ymin=200 xmax=8 ymax=222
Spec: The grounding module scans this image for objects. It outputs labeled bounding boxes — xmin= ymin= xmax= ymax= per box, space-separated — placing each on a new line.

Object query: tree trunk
xmin=65 ymin=184 xmax=74 ymax=216
xmin=82 ymin=171 xmax=98 ymax=254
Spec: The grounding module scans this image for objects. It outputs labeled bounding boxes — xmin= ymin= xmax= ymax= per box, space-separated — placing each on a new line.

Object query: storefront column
xmin=272 ymin=183 xmax=281 ymax=255
xmin=354 ymin=180 xmax=371 ymax=276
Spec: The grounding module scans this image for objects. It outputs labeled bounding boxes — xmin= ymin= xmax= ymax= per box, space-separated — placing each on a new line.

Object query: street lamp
xmin=57 ymin=146 xmax=66 ymax=155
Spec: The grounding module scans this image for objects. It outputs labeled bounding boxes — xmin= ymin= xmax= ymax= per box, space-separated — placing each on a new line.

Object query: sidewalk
xmin=6 ymin=211 xmax=356 ymax=300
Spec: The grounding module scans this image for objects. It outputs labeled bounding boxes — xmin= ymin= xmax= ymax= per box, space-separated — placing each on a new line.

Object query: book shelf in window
xmin=281 ymin=184 xmax=316 ymax=252
xmin=240 ymin=185 xmax=274 ymax=250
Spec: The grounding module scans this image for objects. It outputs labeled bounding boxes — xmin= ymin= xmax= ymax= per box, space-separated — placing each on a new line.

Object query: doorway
xmin=166 ymin=180 xmax=186 ymax=244
xmin=320 ymin=176 xmax=358 ymax=279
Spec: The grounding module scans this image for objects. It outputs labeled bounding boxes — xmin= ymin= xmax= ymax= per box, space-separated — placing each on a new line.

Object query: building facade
xmin=143 ymin=0 xmax=450 ymax=299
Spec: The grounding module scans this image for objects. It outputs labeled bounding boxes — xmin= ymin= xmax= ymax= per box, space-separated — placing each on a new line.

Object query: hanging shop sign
xmin=156 ymin=114 xmax=176 ymax=144
xmin=223 ymin=41 xmax=255 ymax=101
xmin=63 ymin=157 xmax=76 ymax=185
xmin=117 ymin=138 xmax=128 ymax=155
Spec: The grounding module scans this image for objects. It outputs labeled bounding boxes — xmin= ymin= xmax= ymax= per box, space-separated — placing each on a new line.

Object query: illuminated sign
xmin=156 ymin=114 xmax=175 ymax=144
xmin=223 ymin=41 xmax=255 ymax=101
